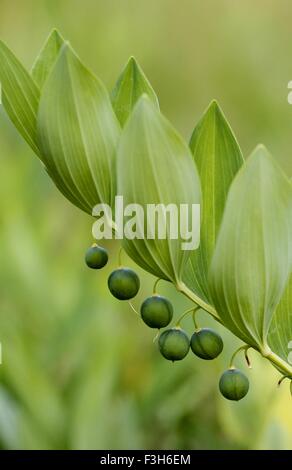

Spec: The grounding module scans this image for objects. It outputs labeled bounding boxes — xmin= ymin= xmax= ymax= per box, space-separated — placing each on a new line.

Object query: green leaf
xmin=0 ymin=40 xmax=40 ymax=155
xmin=209 ymin=145 xmax=292 ymax=351
xmin=268 ymin=177 xmax=292 ymax=362
xmin=37 ymin=43 xmax=121 ymax=214
xmin=268 ymin=274 xmax=292 ymax=362
xmin=111 ymin=56 xmax=159 ymax=126
xmin=183 ymin=101 xmax=243 ymax=303
xmin=31 ymin=29 xmax=65 ymax=89
xmin=117 ymin=95 xmax=201 ymax=284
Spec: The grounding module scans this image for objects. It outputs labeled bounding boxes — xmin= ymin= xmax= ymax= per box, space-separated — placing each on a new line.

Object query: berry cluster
xmin=85 ymin=244 xmax=250 ymax=401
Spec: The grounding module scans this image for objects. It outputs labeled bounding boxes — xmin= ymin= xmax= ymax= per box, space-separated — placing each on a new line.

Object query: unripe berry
xmin=219 ymin=368 xmax=249 ymax=401
xmin=108 ymin=268 xmax=140 ymax=300
xmin=85 ymin=245 xmax=108 ymax=269
xmin=158 ymin=328 xmax=190 ymax=361
xmin=140 ymin=295 xmax=173 ymax=329
xmin=190 ymin=328 xmax=223 ymax=360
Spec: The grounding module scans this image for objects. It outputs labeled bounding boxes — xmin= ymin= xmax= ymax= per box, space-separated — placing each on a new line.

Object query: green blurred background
xmin=0 ymin=0 xmax=291 ymax=450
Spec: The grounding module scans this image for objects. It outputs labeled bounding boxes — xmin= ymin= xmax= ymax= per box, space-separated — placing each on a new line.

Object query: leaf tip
xmin=127 ymin=55 xmax=138 ymax=68
xmin=206 ymin=99 xmax=226 ymax=119
xmin=49 ymin=27 xmax=61 ymax=36
xmin=57 ymin=41 xmax=75 ymax=63
xmin=123 ymin=92 xmax=159 ymax=132
xmin=48 ymin=28 xmax=65 ymax=44
xmin=208 ymin=98 xmax=220 ymax=110
xmin=0 ymin=39 xmax=10 ymax=54
xmin=248 ymin=144 xmax=271 ymax=165
xmin=135 ymin=92 xmax=155 ymax=112
xmin=121 ymin=55 xmax=151 ymax=85
xmin=121 ymin=55 xmax=141 ymax=80
xmin=248 ymin=144 xmax=290 ymax=183
xmin=253 ymin=143 xmax=268 ymax=154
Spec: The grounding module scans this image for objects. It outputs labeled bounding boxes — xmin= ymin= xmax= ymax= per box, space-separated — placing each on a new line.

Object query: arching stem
xmin=175 ymin=307 xmax=197 ymax=327
xmin=192 ymin=306 xmax=201 ymax=329
xmin=128 ymin=301 xmax=140 ymax=317
xmin=278 ymin=375 xmax=289 ymax=387
xmin=153 ymin=331 xmax=159 ymax=343
xmin=118 ymin=246 xmax=123 ymax=267
xmin=229 ymin=345 xmax=252 ymax=369
xmin=153 ymin=278 xmax=162 ymax=295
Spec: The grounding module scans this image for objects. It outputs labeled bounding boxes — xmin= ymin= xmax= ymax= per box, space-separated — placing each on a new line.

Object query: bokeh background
xmin=0 ymin=0 xmax=291 ymax=450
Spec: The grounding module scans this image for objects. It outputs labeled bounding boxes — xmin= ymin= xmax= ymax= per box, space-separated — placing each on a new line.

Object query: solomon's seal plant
xmin=0 ymin=29 xmax=291 ymax=401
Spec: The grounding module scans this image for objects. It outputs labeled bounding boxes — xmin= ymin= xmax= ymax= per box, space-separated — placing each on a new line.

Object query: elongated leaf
xmin=37 ymin=43 xmax=121 ymax=214
xmin=268 ymin=274 xmax=292 ymax=361
xmin=209 ymin=146 xmax=292 ymax=350
xmin=0 ymin=40 xmax=40 ymax=155
xmin=117 ymin=95 xmax=201 ymax=283
xmin=31 ymin=29 xmax=65 ymax=89
xmin=0 ymin=38 xmax=87 ymax=212
xmin=268 ymin=178 xmax=292 ymax=361
xmin=111 ymin=56 xmax=159 ymax=126
xmin=183 ymin=101 xmax=243 ymax=303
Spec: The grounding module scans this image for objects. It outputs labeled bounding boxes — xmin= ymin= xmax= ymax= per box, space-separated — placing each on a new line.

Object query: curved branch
xmin=177 ymin=282 xmax=222 ymax=324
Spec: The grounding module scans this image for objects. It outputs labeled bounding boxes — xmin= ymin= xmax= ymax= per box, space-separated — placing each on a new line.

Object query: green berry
xmin=85 ymin=245 xmax=108 ymax=269
xmin=158 ymin=328 xmax=190 ymax=361
xmin=219 ymin=368 xmax=249 ymax=401
xmin=190 ymin=328 xmax=223 ymax=360
xmin=108 ymin=268 xmax=140 ymax=300
xmin=140 ymin=295 xmax=173 ymax=329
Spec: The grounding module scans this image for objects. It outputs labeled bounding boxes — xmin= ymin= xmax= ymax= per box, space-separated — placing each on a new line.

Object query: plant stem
xmin=229 ymin=345 xmax=251 ymax=369
xmin=278 ymin=375 xmax=289 ymax=387
xmin=177 ymin=282 xmax=292 ymax=378
xmin=175 ymin=307 xmax=197 ymax=327
xmin=192 ymin=307 xmax=200 ymax=329
xmin=177 ymin=282 xmax=222 ymax=324
xmin=128 ymin=301 xmax=140 ymax=317
xmin=153 ymin=278 xmax=162 ymax=295
xmin=118 ymin=246 xmax=123 ymax=267
xmin=153 ymin=331 xmax=159 ymax=343
xmin=266 ymin=350 xmax=292 ymax=378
